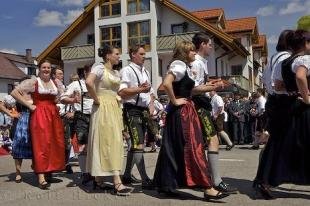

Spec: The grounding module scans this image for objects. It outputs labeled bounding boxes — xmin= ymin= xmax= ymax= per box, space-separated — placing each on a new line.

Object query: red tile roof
xmin=0 ymin=52 xmax=29 ymax=79
xmin=253 ymin=35 xmax=266 ymax=48
xmin=191 ymin=8 xmax=224 ymax=20
xmin=225 ymin=17 xmax=257 ymax=33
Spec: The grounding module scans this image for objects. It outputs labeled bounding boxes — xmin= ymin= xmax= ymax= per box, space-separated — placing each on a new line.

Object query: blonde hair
xmin=172 ymin=41 xmax=195 ymax=65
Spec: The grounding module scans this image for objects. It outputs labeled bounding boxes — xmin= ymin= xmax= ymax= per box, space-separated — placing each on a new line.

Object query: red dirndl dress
xmin=30 ymin=81 xmax=65 ymax=173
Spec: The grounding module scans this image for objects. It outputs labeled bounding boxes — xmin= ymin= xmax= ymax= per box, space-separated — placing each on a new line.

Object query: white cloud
xmin=267 ymin=35 xmax=278 ymax=45
xmin=34 ymin=9 xmax=63 ymax=27
xmin=279 ymin=1 xmax=306 ymax=15
xmin=63 ymin=9 xmax=83 ymax=25
xmin=0 ymin=48 xmax=18 ymax=54
xmin=58 ymin=0 xmax=85 ymax=7
xmin=33 ymin=8 xmax=83 ymax=27
xmin=256 ymin=5 xmax=275 ymax=16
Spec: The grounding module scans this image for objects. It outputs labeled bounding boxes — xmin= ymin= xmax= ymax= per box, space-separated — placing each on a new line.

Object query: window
xmin=100 ymin=25 xmax=122 ymax=50
xmin=77 ymin=67 xmax=85 ymax=79
xmin=220 ymin=60 xmax=224 ymax=76
xmin=27 ymin=66 xmax=36 ymax=75
xmin=231 ymin=65 xmax=242 ymax=75
xmin=144 ymin=58 xmax=152 ymax=83
xmin=100 ymin=0 xmax=121 ymax=17
xmin=128 ymin=20 xmax=151 ymax=51
xmin=157 ymin=21 xmax=162 ymax=35
xmin=127 ymin=0 xmax=150 ymax=14
xmin=158 ymin=58 xmax=163 ymax=77
xmin=87 ymin=34 xmax=95 ymax=44
xmin=171 ymin=22 xmax=188 ymax=34
xmin=7 ymin=84 xmax=14 ymax=94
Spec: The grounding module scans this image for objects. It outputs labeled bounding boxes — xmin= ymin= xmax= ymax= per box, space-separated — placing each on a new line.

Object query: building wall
xmin=63 ymin=58 xmax=94 ymax=84
xmin=69 ymin=22 xmax=95 ymax=46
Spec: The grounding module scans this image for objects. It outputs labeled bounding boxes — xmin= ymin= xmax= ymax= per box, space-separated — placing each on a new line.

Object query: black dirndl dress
xmin=153 ymin=71 xmax=212 ymax=191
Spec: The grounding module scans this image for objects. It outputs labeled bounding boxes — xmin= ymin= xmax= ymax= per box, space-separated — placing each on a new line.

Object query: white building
xmin=37 ymin=0 xmax=267 ymax=95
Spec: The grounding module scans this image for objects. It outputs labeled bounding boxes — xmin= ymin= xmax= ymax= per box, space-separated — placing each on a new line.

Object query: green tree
xmin=297 ymin=15 xmax=310 ymax=31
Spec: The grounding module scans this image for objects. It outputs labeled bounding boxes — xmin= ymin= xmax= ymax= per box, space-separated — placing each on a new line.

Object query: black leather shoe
xmin=141 ymin=178 xmax=154 ymax=190
xmin=251 ymin=145 xmax=260 ymax=150
xmin=254 ymin=183 xmax=274 ymax=200
xmin=122 ymin=175 xmax=142 ymax=184
xmin=214 ymin=182 xmax=238 ymax=194
xmin=66 ymin=165 xmax=73 ymax=174
xmin=204 ymin=191 xmax=229 ymax=200
xmin=81 ymin=173 xmax=94 ymax=185
xmin=226 ymin=144 xmax=235 ymax=151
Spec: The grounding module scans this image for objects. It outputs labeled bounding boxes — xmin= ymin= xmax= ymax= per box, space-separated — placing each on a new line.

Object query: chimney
xmin=26 ymin=49 xmax=32 ymax=63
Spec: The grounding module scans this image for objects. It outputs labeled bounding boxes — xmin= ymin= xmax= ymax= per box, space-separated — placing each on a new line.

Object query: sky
xmin=0 ymin=0 xmax=309 ymax=57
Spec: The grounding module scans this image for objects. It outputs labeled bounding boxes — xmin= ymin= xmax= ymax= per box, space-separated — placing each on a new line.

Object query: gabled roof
xmin=253 ymin=34 xmax=268 ymax=56
xmin=225 ymin=17 xmax=259 ymax=43
xmin=37 ymin=0 xmax=249 ymax=62
xmin=0 ymin=52 xmax=28 ymax=80
xmin=191 ymin=8 xmax=224 ymax=20
xmin=159 ymin=0 xmax=248 ymax=56
xmin=37 ymin=0 xmax=98 ymax=64
xmin=225 ymin=17 xmax=257 ymax=33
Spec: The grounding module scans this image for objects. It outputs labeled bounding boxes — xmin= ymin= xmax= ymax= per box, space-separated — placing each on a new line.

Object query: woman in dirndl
xmin=153 ymin=41 xmax=228 ymax=201
xmin=11 ymin=60 xmax=65 ymax=189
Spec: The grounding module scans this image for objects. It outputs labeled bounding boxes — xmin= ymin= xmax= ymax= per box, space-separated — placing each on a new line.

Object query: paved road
xmin=0 ymin=145 xmax=309 ymax=206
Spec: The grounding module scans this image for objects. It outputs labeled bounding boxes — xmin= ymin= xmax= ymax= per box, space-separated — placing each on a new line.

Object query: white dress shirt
xmin=60 ymin=79 xmax=94 ymax=114
xmin=119 ymin=62 xmax=154 ymax=108
xmin=191 ymin=54 xmax=208 ymax=86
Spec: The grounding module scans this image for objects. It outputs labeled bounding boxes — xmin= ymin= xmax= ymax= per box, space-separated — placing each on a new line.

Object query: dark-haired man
xmin=118 ymin=45 xmax=153 ymax=189
xmin=191 ymin=32 xmax=237 ymax=193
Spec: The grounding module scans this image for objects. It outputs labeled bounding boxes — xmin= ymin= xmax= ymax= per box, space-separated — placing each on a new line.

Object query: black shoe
xmin=113 ymin=183 xmax=133 ymax=196
xmin=38 ymin=181 xmax=50 ymax=190
xmin=254 ymin=183 xmax=274 ymax=200
xmin=204 ymin=191 xmax=229 ymax=201
xmin=66 ymin=165 xmax=73 ymax=174
xmin=226 ymin=144 xmax=235 ymax=151
xmin=251 ymin=145 xmax=259 ymax=150
xmin=214 ymin=182 xmax=238 ymax=194
xmin=122 ymin=175 xmax=142 ymax=184
xmin=93 ymin=180 xmax=114 ymax=190
xmin=81 ymin=173 xmax=94 ymax=185
xmin=141 ymin=178 xmax=154 ymax=190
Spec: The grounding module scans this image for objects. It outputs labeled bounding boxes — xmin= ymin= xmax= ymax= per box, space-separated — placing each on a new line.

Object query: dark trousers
xmin=232 ymin=121 xmax=244 ymax=144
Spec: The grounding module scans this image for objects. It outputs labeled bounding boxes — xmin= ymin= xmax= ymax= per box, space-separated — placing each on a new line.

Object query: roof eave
xmin=36 ymin=0 xmax=98 ymax=63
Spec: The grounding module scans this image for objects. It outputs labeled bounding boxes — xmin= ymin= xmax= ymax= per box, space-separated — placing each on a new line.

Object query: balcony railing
xmin=157 ymin=32 xmax=198 ymax=51
xmin=222 ymin=75 xmax=250 ymax=91
xmin=61 ymin=44 xmax=94 ymax=61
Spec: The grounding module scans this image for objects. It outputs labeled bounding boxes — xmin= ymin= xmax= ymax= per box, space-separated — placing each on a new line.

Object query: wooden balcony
xmin=157 ymin=32 xmax=198 ymax=52
xmin=222 ymin=75 xmax=250 ymax=91
xmin=61 ymin=44 xmax=94 ymax=61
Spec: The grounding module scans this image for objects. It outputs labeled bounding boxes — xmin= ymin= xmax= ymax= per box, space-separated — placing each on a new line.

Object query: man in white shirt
xmin=210 ymin=91 xmax=233 ymax=150
xmin=61 ymin=65 xmax=94 ymax=184
xmin=191 ymin=32 xmax=237 ymax=193
xmin=251 ymin=88 xmax=267 ymax=149
xmin=118 ymin=44 xmax=154 ymax=189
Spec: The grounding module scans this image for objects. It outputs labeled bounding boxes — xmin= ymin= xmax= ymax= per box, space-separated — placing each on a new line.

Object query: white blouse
xmin=169 ymin=60 xmax=196 ymax=82
xmin=291 ymin=55 xmax=310 ymax=76
xmin=16 ymin=77 xmax=62 ymax=95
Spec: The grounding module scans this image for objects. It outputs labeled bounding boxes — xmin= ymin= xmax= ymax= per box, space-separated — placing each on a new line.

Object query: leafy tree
xmin=297 ymin=15 xmax=310 ymax=31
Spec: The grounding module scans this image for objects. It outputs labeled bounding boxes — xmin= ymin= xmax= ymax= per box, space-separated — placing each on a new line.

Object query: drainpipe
xmin=215 ymin=51 xmax=233 ymax=77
